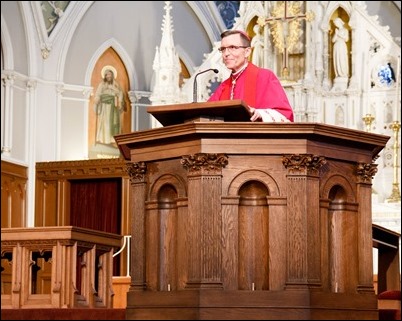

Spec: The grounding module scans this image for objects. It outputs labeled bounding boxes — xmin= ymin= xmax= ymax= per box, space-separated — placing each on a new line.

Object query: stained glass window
xmin=214 ymin=1 xmax=240 ymax=29
xmin=41 ymin=1 xmax=70 ymax=36
xmin=378 ymin=63 xmax=395 ymax=87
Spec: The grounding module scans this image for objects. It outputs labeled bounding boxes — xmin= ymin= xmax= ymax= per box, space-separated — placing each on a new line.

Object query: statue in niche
xmin=251 ymin=24 xmax=264 ymax=67
xmin=331 ymin=17 xmax=349 ymax=92
xmin=332 ymin=17 xmax=349 ymax=79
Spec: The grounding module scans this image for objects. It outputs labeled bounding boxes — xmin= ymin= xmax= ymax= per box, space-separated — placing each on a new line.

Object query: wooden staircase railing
xmin=1 ymin=226 xmax=122 ymax=309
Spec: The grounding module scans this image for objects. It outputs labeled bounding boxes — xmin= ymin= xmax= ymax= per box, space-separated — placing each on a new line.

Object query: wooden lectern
xmin=146 ymin=99 xmax=252 ymax=125
xmin=115 ymin=100 xmax=389 ymax=320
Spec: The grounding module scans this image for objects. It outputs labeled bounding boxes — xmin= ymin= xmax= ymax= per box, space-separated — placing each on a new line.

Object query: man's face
xmin=220 ymin=34 xmax=251 ymax=73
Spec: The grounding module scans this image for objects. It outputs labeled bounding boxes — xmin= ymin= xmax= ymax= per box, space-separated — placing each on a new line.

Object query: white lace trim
xmin=258 ymin=109 xmax=290 ymax=122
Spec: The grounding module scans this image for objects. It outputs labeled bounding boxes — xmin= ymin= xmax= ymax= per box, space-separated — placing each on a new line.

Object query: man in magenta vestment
xmin=208 ymin=30 xmax=294 ymax=122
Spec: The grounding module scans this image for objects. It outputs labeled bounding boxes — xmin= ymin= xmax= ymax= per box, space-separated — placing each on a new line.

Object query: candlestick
xmin=386 ymin=121 xmax=401 ymax=203
xmin=362 ymin=113 xmax=375 ymax=132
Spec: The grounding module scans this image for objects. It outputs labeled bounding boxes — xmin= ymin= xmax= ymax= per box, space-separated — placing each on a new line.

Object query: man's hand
xmin=248 ymin=106 xmax=262 ymax=122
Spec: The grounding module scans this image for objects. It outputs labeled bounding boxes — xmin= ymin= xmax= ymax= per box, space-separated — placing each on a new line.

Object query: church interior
xmin=1 ymin=1 xmax=401 ymax=320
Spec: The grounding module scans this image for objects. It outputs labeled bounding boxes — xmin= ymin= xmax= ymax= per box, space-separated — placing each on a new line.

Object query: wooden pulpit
xmin=115 ymin=100 xmax=389 ymax=320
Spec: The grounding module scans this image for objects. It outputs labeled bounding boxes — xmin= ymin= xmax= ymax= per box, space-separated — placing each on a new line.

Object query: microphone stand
xmin=193 ymin=68 xmax=219 ymax=103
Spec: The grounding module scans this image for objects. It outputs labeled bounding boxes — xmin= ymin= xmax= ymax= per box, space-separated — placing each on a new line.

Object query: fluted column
xmin=181 ymin=153 xmax=228 ymax=289
xmin=356 ymin=162 xmax=378 ymax=294
xmin=282 ymin=154 xmax=326 ymax=289
xmin=126 ymin=161 xmax=147 ymax=290
xmin=1 ymin=73 xmax=15 ymax=155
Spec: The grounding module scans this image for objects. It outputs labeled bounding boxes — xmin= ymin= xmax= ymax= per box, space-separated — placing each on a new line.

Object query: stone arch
xmin=322 ymin=2 xmax=353 ymax=31
xmin=1 ymin=16 xmax=14 ymax=70
xmin=86 ymin=38 xmax=137 ymax=90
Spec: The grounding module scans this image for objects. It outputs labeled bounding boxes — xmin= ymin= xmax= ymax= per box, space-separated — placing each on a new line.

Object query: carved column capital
xmin=356 ymin=162 xmax=378 ymax=184
xmin=26 ymin=80 xmax=37 ymax=90
xmin=126 ymin=161 xmax=147 ymax=183
xmin=282 ymin=154 xmax=326 ymax=175
xmin=82 ymin=88 xmax=92 ymax=99
xmin=181 ymin=153 xmax=228 ymax=175
xmin=56 ymin=84 xmax=65 ymax=95
xmin=2 ymin=72 xmax=16 ymax=86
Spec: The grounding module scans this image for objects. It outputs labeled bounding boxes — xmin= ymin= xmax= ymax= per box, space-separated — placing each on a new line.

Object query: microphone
xmin=193 ymin=68 xmax=219 ymax=103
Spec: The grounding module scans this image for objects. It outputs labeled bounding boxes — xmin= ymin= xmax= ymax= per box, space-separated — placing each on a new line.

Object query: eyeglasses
xmin=218 ymin=45 xmax=249 ymax=53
